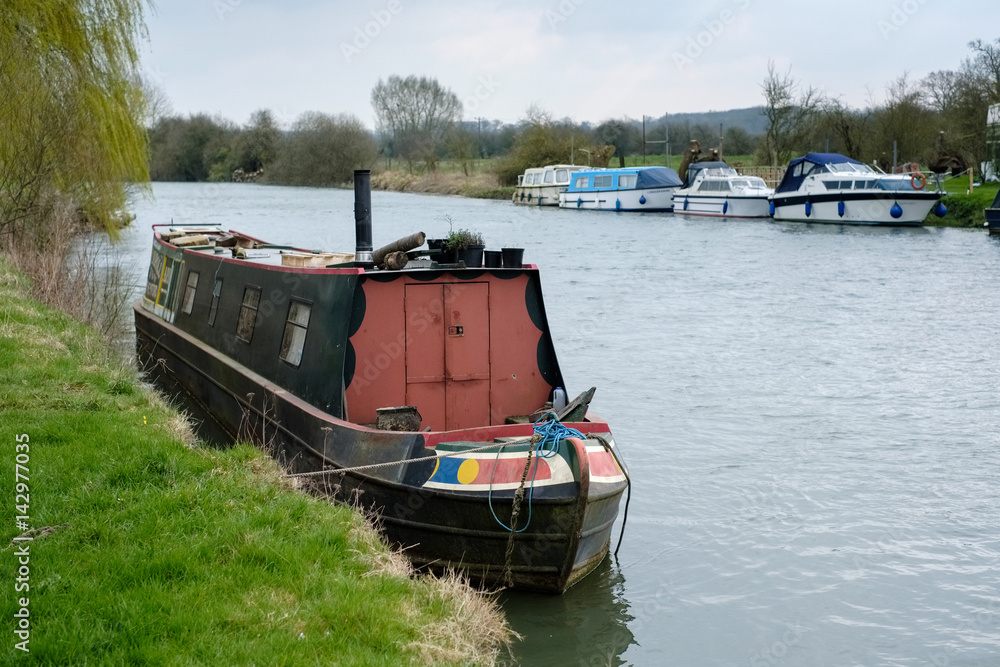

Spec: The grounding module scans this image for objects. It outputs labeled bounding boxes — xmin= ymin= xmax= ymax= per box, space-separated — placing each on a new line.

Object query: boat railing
xmin=736 ymin=165 xmax=786 ymax=188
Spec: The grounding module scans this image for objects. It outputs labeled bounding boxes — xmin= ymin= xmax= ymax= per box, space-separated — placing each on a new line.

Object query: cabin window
xmin=543 ymin=171 xmax=555 ymax=184
xmin=236 ymin=286 xmax=261 ymax=343
xmin=718 ymin=181 xmax=731 ymax=191
xmin=574 ymin=176 xmax=589 ymax=189
xmin=593 ymin=174 xmax=613 ymax=188
xmin=556 ymin=169 xmax=569 ymax=183
xmin=517 ymin=175 xmax=524 ymax=186
xmin=618 ymin=174 xmax=637 ymax=188
xmin=208 ymin=278 xmax=223 ymax=326
xmin=792 ymin=163 xmax=803 ymax=177
xmin=145 ymin=249 xmax=164 ymax=302
xmin=156 ymin=258 xmax=175 ymax=308
xmin=181 ymin=271 xmax=199 ymax=315
xmin=279 ymin=300 xmax=312 ymax=367
xmin=699 ymin=181 xmax=716 ymax=192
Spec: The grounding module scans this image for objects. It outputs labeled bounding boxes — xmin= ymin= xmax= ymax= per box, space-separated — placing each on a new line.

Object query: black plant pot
xmin=457 ymin=244 xmax=485 ymax=268
xmin=501 ymin=247 xmax=524 ymax=268
xmin=483 ymin=250 xmax=502 ymax=268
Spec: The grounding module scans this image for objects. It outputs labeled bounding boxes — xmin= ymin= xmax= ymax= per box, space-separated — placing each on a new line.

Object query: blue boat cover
xmin=775 ymin=153 xmax=863 ymax=193
xmin=635 ymin=166 xmax=683 ymax=189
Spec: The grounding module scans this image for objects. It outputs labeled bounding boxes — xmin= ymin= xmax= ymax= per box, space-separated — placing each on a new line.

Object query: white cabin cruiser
xmin=672 ymin=161 xmax=774 ymax=218
xmin=770 ymin=153 xmax=946 ymax=226
xmin=512 ymin=164 xmax=585 ymax=206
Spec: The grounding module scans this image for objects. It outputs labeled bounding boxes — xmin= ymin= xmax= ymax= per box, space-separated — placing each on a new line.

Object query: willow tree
xmin=0 ymin=0 xmax=151 ymax=239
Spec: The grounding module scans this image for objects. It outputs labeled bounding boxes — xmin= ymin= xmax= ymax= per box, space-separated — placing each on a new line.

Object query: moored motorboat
xmin=770 ymin=153 xmax=946 ymax=226
xmin=512 ymin=164 xmax=585 ymax=206
xmin=134 ymin=171 xmax=629 ymax=594
xmin=558 ymin=166 xmax=683 ymax=211
xmin=987 ymin=189 xmax=1000 ymax=235
xmin=671 ymin=161 xmax=774 ymax=218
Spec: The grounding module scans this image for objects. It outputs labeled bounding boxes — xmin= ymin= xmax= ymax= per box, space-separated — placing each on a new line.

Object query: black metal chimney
xmin=353 ymin=169 xmax=374 ymax=268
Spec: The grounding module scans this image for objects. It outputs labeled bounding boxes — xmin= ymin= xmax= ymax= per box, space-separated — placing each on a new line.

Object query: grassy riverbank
xmin=372 ymin=166 xmax=514 ymax=200
xmin=0 ymin=260 xmax=510 ymax=665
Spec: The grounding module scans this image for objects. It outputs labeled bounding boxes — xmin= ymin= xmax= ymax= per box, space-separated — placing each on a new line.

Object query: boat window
xmin=145 ymin=249 xmax=164 ymax=302
xmin=718 ymin=181 xmax=731 ymax=192
xmin=574 ymin=176 xmax=589 ymax=188
xmin=555 ymin=169 xmax=569 ymax=183
xmin=877 ymin=178 xmax=917 ymax=191
xmin=730 ymin=179 xmax=750 ymax=188
xmin=699 ymin=181 xmax=717 ymax=192
xmin=181 ymin=270 xmax=199 ymax=315
xmin=279 ymin=300 xmax=311 ymax=367
xmin=208 ymin=278 xmax=223 ymax=327
xmin=544 ymin=171 xmax=555 ymax=184
xmin=593 ymin=174 xmax=613 ymax=188
xmin=822 ymin=181 xmax=841 ymax=190
xmin=156 ymin=257 xmax=175 ymax=308
xmin=236 ymin=286 xmax=261 ymax=343
xmin=517 ymin=175 xmax=523 ymax=186
xmin=618 ymin=174 xmax=637 ymax=188
xmin=792 ymin=163 xmax=803 ymax=177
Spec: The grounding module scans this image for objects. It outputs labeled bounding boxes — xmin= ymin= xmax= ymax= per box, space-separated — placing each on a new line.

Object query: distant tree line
xmin=147 ymin=37 xmax=1000 ymax=188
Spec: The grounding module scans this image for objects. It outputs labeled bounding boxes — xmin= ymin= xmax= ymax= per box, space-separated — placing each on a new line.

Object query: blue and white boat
xmin=770 ymin=153 xmax=945 ymax=226
xmin=558 ymin=166 xmax=683 ymax=212
xmin=672 ymin=161 xmax=774 ymax=218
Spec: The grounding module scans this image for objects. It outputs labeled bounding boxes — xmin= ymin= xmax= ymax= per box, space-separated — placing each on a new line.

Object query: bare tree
xmin=759 ymin=61 xmax=824 ymax=165
xmin=371 ymin=75 xmax=462 ymax=171
xmin=968 ymin=38 xmax=1000 ymax=101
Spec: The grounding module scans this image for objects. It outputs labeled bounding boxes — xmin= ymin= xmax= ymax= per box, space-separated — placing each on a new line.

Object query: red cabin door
xmin=404 ymin=282 xmax=491 ymax=431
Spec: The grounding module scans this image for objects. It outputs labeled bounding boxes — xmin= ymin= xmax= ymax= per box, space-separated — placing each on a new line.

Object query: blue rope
xmin=488 ymin=412 xmax=587 ymax=532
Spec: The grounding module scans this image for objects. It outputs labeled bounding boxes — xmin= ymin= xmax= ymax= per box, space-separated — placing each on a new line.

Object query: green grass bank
xmin=0 ymin=260 xmax=511 ymax=665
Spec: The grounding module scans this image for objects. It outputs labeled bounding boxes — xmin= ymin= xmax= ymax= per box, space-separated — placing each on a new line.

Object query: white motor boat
xmin=770 ymin=153 xmax=946 ymax=226
xmin=672 ymin=161 xmax=774 ymax=218
xmin=512 ymin=164 xmax=585 ymax=206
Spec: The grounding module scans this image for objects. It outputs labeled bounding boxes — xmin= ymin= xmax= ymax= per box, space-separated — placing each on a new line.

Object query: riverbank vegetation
xmin=147 ymin=37 xmax=1000 ymax=209
xmin=0 ymin=259 xmax=513 ymax=664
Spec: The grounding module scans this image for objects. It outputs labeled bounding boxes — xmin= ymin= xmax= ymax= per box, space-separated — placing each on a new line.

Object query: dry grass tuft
xmin=406 ymin=570 xmax=517 ymax=666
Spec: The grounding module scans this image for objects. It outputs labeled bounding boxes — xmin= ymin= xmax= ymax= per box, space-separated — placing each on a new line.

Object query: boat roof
xmin=776 ymin=153 xmax=865 ymax=193
xmin=571 ymin=166 xmax=683 ymax=189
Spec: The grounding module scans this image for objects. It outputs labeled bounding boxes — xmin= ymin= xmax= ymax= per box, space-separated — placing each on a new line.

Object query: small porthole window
xmin=279 ymin=300 xmax=311 ymax=367
xmin=236 ymin=286 xmax=261 ymax=343
xmin=181 ymin=271 xmax=199 ymax=315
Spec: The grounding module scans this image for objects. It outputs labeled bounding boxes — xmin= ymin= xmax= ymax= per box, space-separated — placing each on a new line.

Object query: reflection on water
xmin=500 ymin=558 xmax=635 ymax=666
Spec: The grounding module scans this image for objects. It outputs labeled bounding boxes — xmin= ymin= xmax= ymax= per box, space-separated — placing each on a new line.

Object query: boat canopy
xmin=684 ymin=161 xmax=732 ymax=187
xmin=776 ymin=153 xmax=864 ymax=193
xmin=636 ymin=166 xmax=683 ymax=189
xmin=992 ymin=189 xmax=1000 ymax=209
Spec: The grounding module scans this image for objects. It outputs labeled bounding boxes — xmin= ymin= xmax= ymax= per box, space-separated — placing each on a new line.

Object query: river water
xmin=116 ymin=182 xmax=1000 ymax=666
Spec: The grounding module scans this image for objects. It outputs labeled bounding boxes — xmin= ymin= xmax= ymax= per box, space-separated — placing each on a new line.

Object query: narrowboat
xmin=512 ymin=164 xmax=585 ymax=206
xmin=672 ymin=161 xmax=774 ymax=218
xmin=558 ymin=166 xmax=683 ymax=212
xmin=134 ymin=171 xmax=630 ymax=594
xmin=986 ymin=188 xmax=1000 ymax=235
xmin=770 ymin=153 xmax=946 ymax=225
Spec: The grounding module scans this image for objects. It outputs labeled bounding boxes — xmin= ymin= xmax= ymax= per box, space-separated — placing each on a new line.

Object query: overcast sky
xmin=142 ymin=1 xmax=1000 ymax=129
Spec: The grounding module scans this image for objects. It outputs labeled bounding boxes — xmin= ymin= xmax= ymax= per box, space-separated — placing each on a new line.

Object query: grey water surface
xmin=118 ymin=182 xmax=1000 ymax=666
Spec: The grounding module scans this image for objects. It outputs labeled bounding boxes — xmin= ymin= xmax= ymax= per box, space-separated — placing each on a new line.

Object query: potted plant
xmin=446 ymin=229 xmax=485 ymax=267
xmin=501 ymin=245 xmax=524 ymax=268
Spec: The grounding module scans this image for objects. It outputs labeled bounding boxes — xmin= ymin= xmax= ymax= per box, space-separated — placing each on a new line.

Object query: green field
xmin=0 ymin=262 xmax=508 ymax=665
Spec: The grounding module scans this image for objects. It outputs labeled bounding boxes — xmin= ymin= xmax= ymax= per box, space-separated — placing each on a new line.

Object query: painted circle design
xmin=456 ymin=459 xmax=480 ymax=484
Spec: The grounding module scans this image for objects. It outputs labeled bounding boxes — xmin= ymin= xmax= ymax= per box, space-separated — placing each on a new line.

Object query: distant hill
xmin=645 ymin=107 xmax=768 ymax=136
